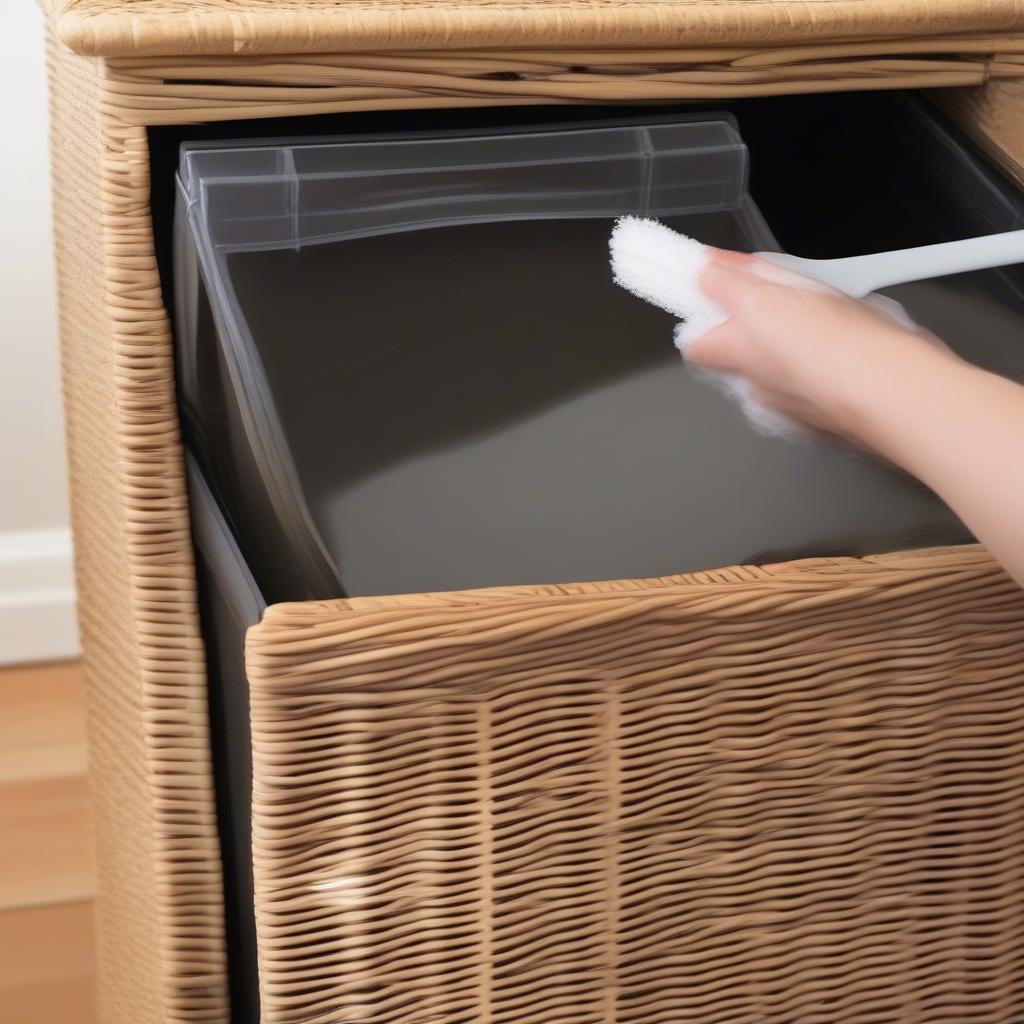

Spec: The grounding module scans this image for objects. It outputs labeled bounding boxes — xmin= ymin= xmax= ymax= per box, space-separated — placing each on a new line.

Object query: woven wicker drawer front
xmin=247 ymin=546 xmax=1024 ymax=1024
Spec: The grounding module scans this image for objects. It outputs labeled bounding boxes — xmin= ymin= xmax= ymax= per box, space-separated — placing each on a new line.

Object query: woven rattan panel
xmin=46 ymin=29 xmax=165 ymax=1024
xmin=46 ymin=14 xmax=228 ymax=1024
xmin=248 ymin=546 xmax=1024 ymax=1024
xmin=99 ymin=41 xmax=1024 ymax=125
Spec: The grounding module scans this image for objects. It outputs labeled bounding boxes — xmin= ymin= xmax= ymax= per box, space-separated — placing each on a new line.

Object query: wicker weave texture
xmin=249 ymin=546 xmax=1024 ymax=1024
xmin=46 ymin=15 xmax=228 ymax=1024
xmin=104 ymin=38 xmax=1024 ymax=125
xmin=54 ymin=0 xmax=1024 ymax=57
xmin=46 ymin=29 xmax=165 ymax=1024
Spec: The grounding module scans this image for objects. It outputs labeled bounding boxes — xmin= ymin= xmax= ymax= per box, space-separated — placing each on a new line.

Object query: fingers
xmin=698 ymin=252 xmax=758 ymax=312
xmin=701 ymin=248 xmax=837 ymax=309
xmin=685 ymin=319 xmax=744 ymax=373
xmin=703 ymin=246 xmax=756 ymax=267
xmin=696 ymin=248 xmax=774 ymax=311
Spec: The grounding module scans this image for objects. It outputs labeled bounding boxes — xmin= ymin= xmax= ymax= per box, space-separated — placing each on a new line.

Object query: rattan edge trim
xmin=57 ymin=0 xmax=1024 ymax=58
xmin=255 ymin=544 xmax=999 ymax=627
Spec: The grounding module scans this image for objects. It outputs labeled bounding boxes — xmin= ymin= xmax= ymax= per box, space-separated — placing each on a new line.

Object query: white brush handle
xmin=757 ymin=228 xmax=1024 ymax=297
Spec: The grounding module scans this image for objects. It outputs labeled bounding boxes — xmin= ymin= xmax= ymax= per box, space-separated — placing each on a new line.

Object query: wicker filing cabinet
xmin=45 ymin=3 xmax=1024 ymax=1022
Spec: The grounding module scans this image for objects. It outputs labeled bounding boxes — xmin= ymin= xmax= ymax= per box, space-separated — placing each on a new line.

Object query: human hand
xmin=686 ymin=249 xmax=961 ymax=447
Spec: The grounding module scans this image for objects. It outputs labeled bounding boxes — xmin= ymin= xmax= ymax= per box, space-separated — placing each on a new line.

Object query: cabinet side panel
xmin=45 ymin=22 xmax=228 ymax=1024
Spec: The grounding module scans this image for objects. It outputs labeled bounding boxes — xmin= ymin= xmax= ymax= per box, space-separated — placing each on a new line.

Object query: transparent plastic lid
xmin=179 ymin=120 xmax=749 ymax=252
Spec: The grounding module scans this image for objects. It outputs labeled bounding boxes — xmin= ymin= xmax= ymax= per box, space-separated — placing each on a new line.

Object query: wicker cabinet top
xmin=54 ymin=0 xmax=1024 ymax=57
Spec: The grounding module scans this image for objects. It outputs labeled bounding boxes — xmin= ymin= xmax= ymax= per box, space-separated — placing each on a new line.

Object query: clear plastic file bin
xmin=176 ymin=113 xmax=972 ymax=605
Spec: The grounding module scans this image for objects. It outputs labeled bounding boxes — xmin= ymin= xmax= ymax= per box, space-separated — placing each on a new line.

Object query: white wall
xmin=0 ymin=4 xmax=79 ymax=664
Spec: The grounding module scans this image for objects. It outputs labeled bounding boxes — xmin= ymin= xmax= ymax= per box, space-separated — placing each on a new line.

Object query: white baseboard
xmin=0 ymin=527 xmax=79 ymax=665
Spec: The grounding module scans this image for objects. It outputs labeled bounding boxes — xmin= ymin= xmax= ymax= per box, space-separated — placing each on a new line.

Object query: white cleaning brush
xmin=608 ymin=216 xmax=724 ymax=338
xmin=609 ymin=216 xmax=807 ymax=438
xmin=610 ymin=216 xmax=1024 ymax=438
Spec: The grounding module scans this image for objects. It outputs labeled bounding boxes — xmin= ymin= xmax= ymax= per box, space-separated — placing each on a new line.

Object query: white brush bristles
xmin=609 ymin=216 xmax=729 ymax=345
xmin=609 ymin=216 xmax=806 ymax=439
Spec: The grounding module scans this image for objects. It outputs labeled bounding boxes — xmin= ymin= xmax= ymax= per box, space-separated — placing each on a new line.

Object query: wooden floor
xmin=0 ymin=661 xmax=95 ymax=1023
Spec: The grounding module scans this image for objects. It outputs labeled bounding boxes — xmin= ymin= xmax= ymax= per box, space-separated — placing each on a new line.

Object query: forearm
xmin=854 ymin=352 xmax=1024 ymax=584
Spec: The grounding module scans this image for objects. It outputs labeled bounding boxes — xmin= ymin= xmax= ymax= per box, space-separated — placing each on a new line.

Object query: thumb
xmin=685 ymin=319 xmax=743 ymax=373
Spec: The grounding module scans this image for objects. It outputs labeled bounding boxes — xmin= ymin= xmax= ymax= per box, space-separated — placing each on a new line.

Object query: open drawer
xmin=248 ymin=547 xmax=1024 ymax=1024
xmin=192 ymin=456 xmax=1024 ymax=1024
xmin=179 ymin=93 xmax=1024 ymax=1023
